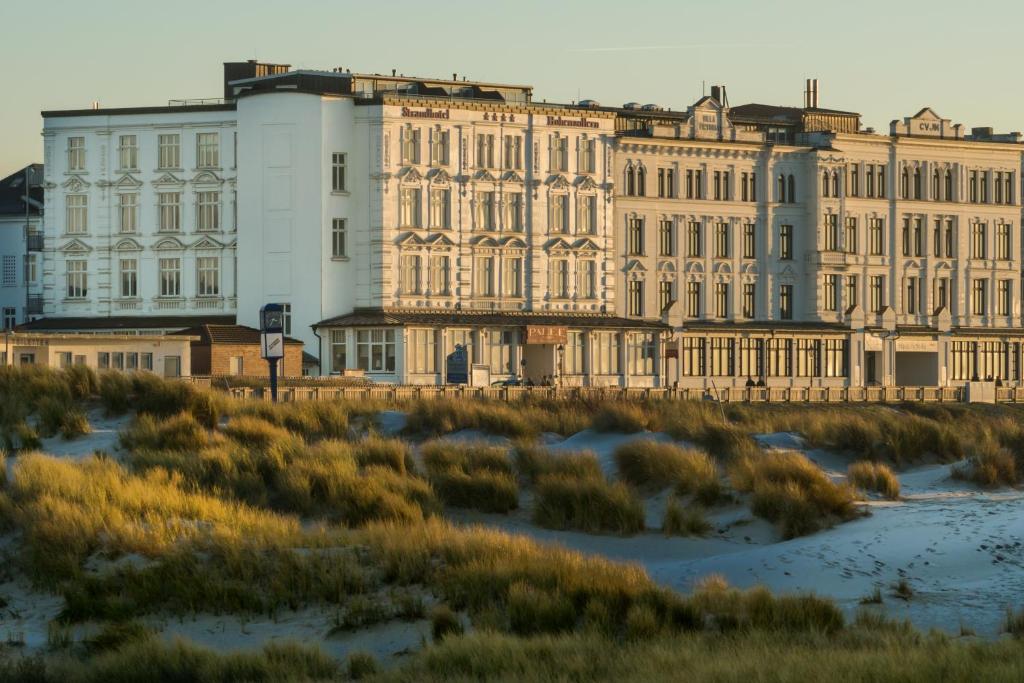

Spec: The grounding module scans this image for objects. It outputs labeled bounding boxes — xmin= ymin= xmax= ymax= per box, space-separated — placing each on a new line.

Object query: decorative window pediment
xmin=656 ymin=260 xmax=676 ymax=273
xmin=428 ymin=168 xmax=451 ymax=184
xmin=500 ymin=236 xmax=527 ymax=250
xmin=740 ymin=262 xmax=758 ymax=275
xmin=502 ymin=170 xmax=524 ymax=184
xmin=191 ymin=236 xmax=225 ymax=250
xmin=471 ymin=235 xmax=499 ymax=249
xmin=114 ymin=174 xmax=143 ymax=189
xmin=547 ymin=174 xmax=571 ymax=190
xmin=425 ymin=233 xmax=455 ymax=247
xmin=59 ymin=238 xmax=92 ymax=254
xmin=396 ymin=232 xmax=426 ymax=246
xmin=474 ymin=169 xmax=497 ymax=182
xmin=624 ymin=259 xmax=647 ymax=273
xmin=572 ymin=238 xmax=600 ymax=253
xmin=153 ymin=172 xmax=185 ymax=187
xmin=575 ymin=176 xmax=598 ymax=191
xmin=545 ymin=237 xmax=572 ymax=253
xmin=399 ymin=167 xmax=424 ymax=183
xmin=191 ymin=170 xmax=224 ymax=186
xmin=153 ymin=237 xmax=186 ymax=251
xmin=112 ymin=238 xmax=142 ymax=252
xmin=778 ymin=264 xmax=797 ymax=278
xmin=61 ymin=176 xmax=90 ymax=192
xmin=683 ymin=261 xmax=705 ymax=275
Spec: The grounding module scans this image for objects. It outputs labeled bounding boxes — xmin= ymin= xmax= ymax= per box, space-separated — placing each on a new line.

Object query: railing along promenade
xmin=180 ymin=380 xmax=1024 ymax=404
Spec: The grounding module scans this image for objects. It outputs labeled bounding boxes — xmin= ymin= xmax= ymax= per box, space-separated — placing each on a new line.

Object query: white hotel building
xmin=23 ymin=64 xmax=1024 ymax=388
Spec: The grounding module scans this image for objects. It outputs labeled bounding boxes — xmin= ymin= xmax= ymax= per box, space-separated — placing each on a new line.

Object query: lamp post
xmin=259 ymin=303 xmax=285 ymax=402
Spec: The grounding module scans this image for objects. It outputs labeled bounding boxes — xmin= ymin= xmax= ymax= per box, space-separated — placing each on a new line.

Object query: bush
xmin=98 ymin=372 xmax=134 ymax=415
xmin=421 ymin=440 xmax=518 ymax=513
xmin=508 ymin=582 xmax=577 ymax=635
xmin=355 ymin=435 xmax=415 ymax=475
xmin=662 ymin=497 xmax=711 ymax=537
xmin=533 ymin=474 xmax=644 ymax=535
xmin=347 ymin=651 xmax=379 ymax=679
xmin=60 ymin=407 xmax=91 ymax=440
xmin=730 ymin=450 xmax=858 ymax=538
xmin=847 ymin=461 xmax=901 ymax=499
xmin=953 ymin=441 xmax=1019 ymax=487
xmin=614 ymin=441 xmax=722 ymax=504
xmin=430 ymin=605 xmax=464 ymax=642
xmin=591 ymin=402 xmax=657 ymax=433
xmin=515 ymin=445 xmax=602 ymax=483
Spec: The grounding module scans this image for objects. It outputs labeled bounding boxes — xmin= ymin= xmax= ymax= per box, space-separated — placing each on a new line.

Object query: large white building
xmin=22 ymin=64 xmax=1024 ymax=387
xmin=0 ymin=165 xmax=43 ymax=330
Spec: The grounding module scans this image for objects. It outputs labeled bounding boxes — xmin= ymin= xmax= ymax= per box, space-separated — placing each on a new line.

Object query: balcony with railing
xmin=26 ymin=295 xmax=43 ymax=315
xmin=26 ymin=230 xmax=43 ymax=251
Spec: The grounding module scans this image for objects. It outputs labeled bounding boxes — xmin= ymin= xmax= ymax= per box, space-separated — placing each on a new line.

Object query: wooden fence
xmin=181 ymin=380 xmax=1024 ymax=404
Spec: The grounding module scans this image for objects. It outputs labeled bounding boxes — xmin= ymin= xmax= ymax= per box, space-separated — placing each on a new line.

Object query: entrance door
xmin=866 ymin=352 xmax=877 ymax=385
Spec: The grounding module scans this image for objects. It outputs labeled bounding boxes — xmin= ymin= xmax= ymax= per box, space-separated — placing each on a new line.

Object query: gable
xmin=153 ymin=172 xmax=185 ymax=187
xmin=61 ymin=176 xmax=90 ymax=192
xmin=191 ymin=170 xmax=224 ymax=186
xmin=153 ymin=237 xmax=186 ymax=251
xmin=112 ymin=238 xmax=142 ymax=252
xmin=191 ymin=236 xmax=225 ymax=250
xmin=59 ymin=238 xmax=92 ymax=254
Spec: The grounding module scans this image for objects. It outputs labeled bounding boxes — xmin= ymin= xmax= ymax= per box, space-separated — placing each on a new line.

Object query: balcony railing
xmin=26 ymin=295 xmax=43 ymax=315
xmin=26 ymin=232 xmax=43 ymax=251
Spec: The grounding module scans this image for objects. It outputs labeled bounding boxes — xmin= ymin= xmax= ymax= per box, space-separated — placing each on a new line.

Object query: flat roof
xmin=42 ymin=103 xmax=236 ymax=119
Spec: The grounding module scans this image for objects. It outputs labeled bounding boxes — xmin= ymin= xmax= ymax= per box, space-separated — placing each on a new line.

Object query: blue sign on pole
xmin=446 ymin=344 xmax=468 ymax=384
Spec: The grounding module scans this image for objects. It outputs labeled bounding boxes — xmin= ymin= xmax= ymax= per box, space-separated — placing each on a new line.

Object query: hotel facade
xmin=27 ymin=65 xmax=1024 ymax=387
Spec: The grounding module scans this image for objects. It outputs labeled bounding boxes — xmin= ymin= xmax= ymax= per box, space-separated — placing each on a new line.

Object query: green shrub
xmin=430 ymin=605 xmax=464 ymax=642
xmin=98 ymin=372 xmax=134 ymax=415
xmin=533 ymin=474 xmax=644 ymax=535
xmin=847 ymin=461 xmax=901 ymax=499
xmin=347 ymin=651 xmax=379 ymax=679
xmin=508 ymin=582 xmax=577 ymax=635
xmin=515 ymin=444 xmax=602 ymax=483
xmin=614 ymin=440 xmax=722 ymax=504
xmin=355 ymin=435 xmax=415 ymax=474
xmin=663 ymin=497 xmax=711 ymax=537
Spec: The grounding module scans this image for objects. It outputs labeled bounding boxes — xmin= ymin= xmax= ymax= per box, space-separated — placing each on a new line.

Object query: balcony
xmin=26 ymin=295 xmax=43 ymax=315
xmin=26 ymin=232 xmax=43 ymax=251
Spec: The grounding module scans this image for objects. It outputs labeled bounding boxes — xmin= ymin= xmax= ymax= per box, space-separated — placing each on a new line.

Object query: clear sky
xmin=2 ymin=0 xmax=1022 ymax=178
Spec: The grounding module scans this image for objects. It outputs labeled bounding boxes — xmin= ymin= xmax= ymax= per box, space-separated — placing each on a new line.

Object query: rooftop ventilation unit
xmin=578 ymin=99 xmax=601 ymax=108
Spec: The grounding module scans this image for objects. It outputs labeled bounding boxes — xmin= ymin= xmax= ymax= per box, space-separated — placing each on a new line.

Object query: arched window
xmin=831 ymin=170 xmax=840 ymax=197
xmin=777 ymin=174 xmax=786 ymax=203
xmin=822 ymin=171 xmax=830 ymax=197
xmin=787 ymin=175 xmax=796 ymax=203
xmin=625 ymin=165 xmax=635 ymax=196
xmin=636 ymin=165 xmax=646 ymax=197
xmin=932 ymin=170 xmax=940 ymax=200
xmin=913 ymin=167 xmax=921 ymax=199
xmin=901 ymin=168 xmax=909 ymax=199
xmin=944 ymin=169 xmax=953 ymax=201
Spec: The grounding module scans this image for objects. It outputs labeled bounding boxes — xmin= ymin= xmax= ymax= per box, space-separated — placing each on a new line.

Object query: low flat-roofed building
xmin=0 ymin=331 xmax=195 ymax=377
xmin=172 ymin=323 xmax=303 ymax=377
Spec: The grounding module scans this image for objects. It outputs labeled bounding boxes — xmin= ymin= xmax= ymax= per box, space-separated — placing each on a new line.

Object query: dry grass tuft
xmin=953 ymin=441 xmax=1019 ymax=488
xmin=847 ymin=461 xmax=901 ymax=499
xmin=533 ymin=473 xmax=644 ymax=535
xmin=614 ymin=440 xmax=722 ymax=504
xmin=421 ymin=440 xmax=518 ymax=513
xmin=662 ymin=497 xmax=712 ymax=537
xmin=514 ymin=445 xmax=603 ymax=483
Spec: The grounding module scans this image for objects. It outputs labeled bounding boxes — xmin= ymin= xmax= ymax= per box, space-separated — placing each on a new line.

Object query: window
xmin=25 ymin=254 xmax=37 ymax=283
xmin=503 ymin=134 xmax=522 ymax=170
xmin=659 ymin=280 xmax=675 ymax=312
xmin=844 ymin=217 xmax=857 ymax=254
xmin=332 ymin=153 xmax=347 ymax=191
xmin=57 ymin=351 xmax=73 ymax=369
xmin=487 ymin=329 xmax=515 ymax=374
xmin=969 ymin=170 xmax=979 ymax=203
xmin=503 ymin=256 xmax=523 ymax=297
xmin=477 ymin=191 xmax=497 ymax=231
xmin=474 ymin=256 xmax=494 ymax=296
xmin=430 ymin=188 xmax=451 ymax=229
xmin=777 ymin=174 xmax=786 ymax=202
xmin=866 ymin=165 xmax=875 ymax=197
xmin=549 ymin=194 xmax=568 ymax=233
xmin=901 ymin=168 xmax=909 ymax=199
xmin=578 ymin=195 xmax=596 ymax=234
xmin=767 ymin=338 xmax=792 ymax=377
xmin=550 ymin=134 xmax=569 ymax=172
xmin=945 ymin=169 xmax=954 ymax=201
xmin=2 ymin=256 xmax=15 ymax=287
xmin=67 ymin=137 xmax=85 ymax=171
xmin=66 ymin=260 xmax=87 ymax=298
xmin=971 ymin=223 xmax=987 ymax=259
xmin=196 ymin=191 xmax=220 ymax=232
xmin=400 ymin=188 xmax=422 ymax=228
xmin=981 ymin=172 xmax=989 ymax=203
xmin=579 ymin=137 xmax=596 ymax=174
xmin=659 ymin=220 xmax=674 ymax=256
xmin=779 ymin=284 xmax=793 ymax=320
xmin=400 ymin=254 xmax=422 ymax=295
xmin=506 ymin=193 xmax=524 ymax=232
xmin=913 ymin=217 xmax=923 ymax=256
xmin=877 ymin=167 xmax=886 ymax=198
xmin=709 ymin=338 xmax=734 ymax=376
xmin=159 ymin=134 xmax=180 ymax=169
xmin=196 ymin=133 xmax=219 ymax=168
xmin=429 ymin=255 xmax=450 ymax=295
xmin=870 ymin=276 xmax=885 ymax=313
xmin=625 ymin=166 xmax=636 ymax=196
xmin=681 ymin=338 xmax=705 ymax=376
xmin=687 ymin=281 xmax=701 ymax=318
xmin=408 ymin=329 xmax=437 ymax=374
xmin=119 ymin=258 xmax=137 ymax=298
xmin=400 ymin=126 xmax=421 ymax=165
xmin=66 ymin=195 xmax=88 ymax=234
xmin=714 ymin=282 xmax=729 ymax=318
xmin=118 ymin=135 xmax=137 ymax=170
xmin=905 ymin=276 xmax=920 ymax=315
xmin=741 ymin=171 xmax=756 ymax=202
xmin=594 ymin=332 xmax=620 ymax=374
xmin=141 ymin=353 xmax=153 ymax=371
xmin=197 ymin=256 xmax=220 ymax=296
xmin=822 ymin=170 xmax=831 ymax=198
xmin=158 ymin=192 xmax=181 ymax=232
xmin=972 ymin=279 xmax=987 ymax=316
xmin=357 ymin=329 xmax=396 ymax=372
xmin=332 ymin=218 xmax=347 ymax=257
xmin=577 ymin=259 xmax=596 ymax=299
xmin=913 ymin=167 xmax=921 ymax=199
xmin=431 ymin=130 xmax=450 ymax=166
xmin=628 ymin=333 xmax=657 ymax=375
xmin=997 ymin=223 xmax=1011 ymax=260
xmin=628 ymin=279 xmax=643 ymax=317
xmin=824 ymin=214 xmax=839 ymax=251
xmin=742 ymin=283 xmax=755 ymax=319
xmin=714 ymin=171 xmax=725 ymax=200
xmin=999 ymin=280 xmax=1012 ymax=316
xmin=636 ymin=166 xmax=646 ymax=196
xmin=944 ymin=219 xmax=955 ymax=257
xmin=330 ymin=330 xmax=347 ymax=372
xmin=687 ymin=169 xmax=705 ymax=199
xmin=901 ymin=218 xmax=911 ymax=256
xmin=824 ymin=274 xmax=839 ymax=312
xmin=742 ymin=223 xmax=756 ymax=259
xmin=687 ymin=222 xmax=702 ymax=257
xmin=795 ymin=339 xmax=819 ymax=377
xmin=822 ymin=340 xmax=848 ymax=378
xmin=657 ymin=168 xmax=675 ymax=198
xmin=737 ymin=338 xmax=762 ymax=378
xmin=628 ymin=217 xmax=644 ymax=255
xmin=565 ymin=331 xmax=585 ymax=375
xmin=845 ymin=275 xmax=858 ymax=309
xmin=779 ymin=224 xmax=793 ymax=260
xmin=849 ymin=165 xmax=859 ymax=197
xmin=935 ymin=277 xmax=949 ymax=310
xmin=97 ymin=352 xmax=109 ymax=370
xmin=158 ymin=257 xmax=181 ymax=297
xmin=713 ymin=223 xmax=729 ymax=258
xmin=995 ymin=172 xmax=1004 ymax=204
xmin=117 ymin=193 xmax=138 ymax=233
xmin=476 ymin=133 xmax=495 ymax=169
xmin=869 ymin=218 xmax=884 ymax=255
xmin=932 ymin=169 xmax=941 ymax=200
xmin=788 ymin=175 xmax=796 ymax=203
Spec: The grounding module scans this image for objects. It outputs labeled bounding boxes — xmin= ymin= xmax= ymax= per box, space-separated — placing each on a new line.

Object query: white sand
xmin=36 ymin=406 xmax=132 ymax=460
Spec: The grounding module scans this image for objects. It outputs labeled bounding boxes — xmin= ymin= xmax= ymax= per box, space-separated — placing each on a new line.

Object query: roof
xmin=679 ymin=320 xmax=851 ymax=333
xmin=42 ymin=103 xmax=236 ymax=118
xmin=729 ymin=103 xmax=860 ymax=122
xmin=314 ymin=308 xmax=669 ymax=331
xmin=17 ymin=314 xmax=236 ymax=332
xmin=0 ymin=164 xmax=44 ymax=216
xmin=172 ymin=324 xmax=302 ymax=345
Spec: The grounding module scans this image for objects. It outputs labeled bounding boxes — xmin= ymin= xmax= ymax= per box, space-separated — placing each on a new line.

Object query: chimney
xmin=812 ymin=79 xmax=819 ymax=108
xmin=710 ymin=85 xmax=722 ymax=104
xmin=804 ymin=79 xmax=811 ymax=108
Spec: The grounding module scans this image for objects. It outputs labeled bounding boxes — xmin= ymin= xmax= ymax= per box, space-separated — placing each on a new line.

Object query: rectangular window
xmin=628 ymin=217 xmax=644 ymax=255
xmin=550 ymin=135 xmax=569 ymax=172
xmin=594 ymin=332 xmax=621 ymax=375
xmin=158 ymin=257 xmax=181 ymax=297
xmin=196 ymin=191 xmax=220 ymax=232
xmin=779 ymin=224 xmax=793 ymax=260
xmin=430 ymin=188 xmax=451 ymax=229
xmin=118 ymin=135 xmax=138 ymax=170
xmin=332 ymin=152 xmax=347 ymax=191
xmin=944 ymin=219 xmax=955 ymax=258
xmin=357 ymin=329 xmax=397 ymax=372
xmin=578 ymin=195 xmax=596 ymax=234
xmin=476 ymin=133 xmax=495 ymax=169
xmin=474 ymin=256 xmax=494 ymax=297
xmin=849 ymin=165 xmax=859 ymax=197
xmin=157 ymin=192 xmax=181 ymax=232
xmin=822 ymin=214 xmax=839 ymax=251
xmin=823 ymin=339 xmax=848 ymax=378
xmin=549 ymin=194 xmax=568 ymax=233
xmin=779 ymin=284 xmax=793 ymax=320
xmin=742 ymin=223 xmax=756 ymax=259
xmin=197 ymin=256 xmax=220 ymax=296
xmin=119 ymin=258 xmax=137 ymax=298
xmin=737 ymin=338 xmax=763 ymax=378
xmin=742 ymin=283 xmax=755 ymax=319
xmin=401 ymin=126 xmax=421 ymax=165
xmin=681 ymin=338 xmax=705 ymax=376
xmin=870 ymin=275 xmax=885 ymax=313
xmin=795 ymin=339 xmax=820 ymax=377
xmin=997 ymin=223 xmax=1011 ymax=260
xmin=913 ymin=217 xmax=923 ymax=256
xmin=845 ymin=275 xmax=858 ymax=309
xmin=935 ymin=277 xmax=949 ymax=310
xmin=714 ymin=282 xmax=729 ymax=318
xmin=66 ymin=260 xmax=87 ymax=298
xmin=503 ymin=134 xmax=521 ymax=170
xmin=628 ymin=333 xmax=657 ymax=375
xmin=687 ymin=281 xmax=701 ymax=318
xmin=844 ymin=217 xmax=857 ymax=254
xmin=579 ymin=137 xmax=596 ymax=174
xmin=332 ymin=218 xmax=347 ymax=257
xmin=429 ymin=255 xmax=450 ymax=295
xmin=824 ymin=274 xmax=839 ymax=312
xmin=117 ymin=193 xmax=138 ymax=233
xmin=196 ymin=133 xmax=219 ymax=168
xmin=998 ymin=280 xmax=1012 ymax=316
xmin=869 ymin=218 xmax=884 ymax=256
xmin=503 ymin=256 xmax=523 ymax=297
xmin=112 ymin=352 xmax=125 ymax=370
xmin=628 ymin=280 xmax=643 ymax=316
xmin=687 ymin=221 xmax=702 ymax=257
xmin=476 ymin=191 xmax=497 ymax=231
xmin=330 ymin=330 xmax=347 ymax=372
xmin=25 ymin=254 xmax=37 ymax=283
xmin=408 ymin=329 xmax=437 ymax=374
xmin=67 ymin=137 xmax=85 ymax=171
xmin=430 ymin=129 xmax=450 ymax=166
xmin=400 ymin=254 xmax=422 ymax=295
xmin=506 ymin=192 xmax=525 ymax=232
xmin=767 ymin=338 xmax=792 ymax=377
xmin=66 ymin=195 xmax=88 ymax=234
xmin=659 ymin=280 xmax=674 ymax=313
xmin=905 ymin=277 xmax=919 ymax=315
xmin=659 ymin=220 xmax=674 ymax=256
xmin=158 ymin=134 xmax=180 ymax=169
xmin=972 ymin=223 xmax=987 ymax=259
xmin=487 ymin=329 xmax=515 ymax=375
xmin=714 ymin=223 xmax=729 ymax=258
xmin=713 ymin=171 xmax=722 ymax=200
xmin=577 ymin=259 xmax=596 ymax=299
xmin=565 ymin=331 xmax=585 ymax=375
xmin=400 ymin=188 xmax=423 ymax=228
xmin=972 ymin=279 xmax=987 ymax=316
xmin=2 ymin=256 xmax=16 ymax=287
xmin=709 ymin=337 xmax=734 ymax=376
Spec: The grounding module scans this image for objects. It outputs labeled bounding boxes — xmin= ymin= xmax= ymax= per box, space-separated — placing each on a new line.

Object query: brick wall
xmin=204 ymin=343 xmax=303 ymax=377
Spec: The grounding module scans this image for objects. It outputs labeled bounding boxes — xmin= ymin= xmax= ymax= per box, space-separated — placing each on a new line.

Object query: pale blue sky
xmin=2 ymin=0 xmax=1021 ymax=177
